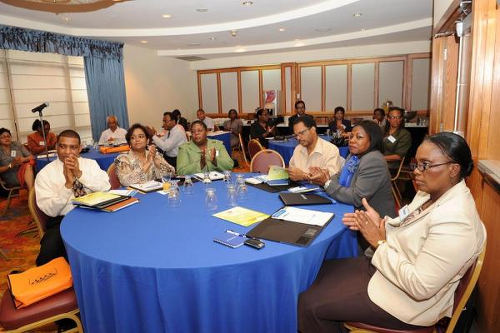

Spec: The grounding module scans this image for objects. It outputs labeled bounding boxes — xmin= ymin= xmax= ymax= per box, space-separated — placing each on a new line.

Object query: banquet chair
xmin=107 ymin=163 xmax=121 ymax=190
xmin=390 ymin=157 xmax=406 ymax=209
xmin=0 ymin=287 xmax=83 ymax=333
xmin=0 ymin=178 xmax=21 ymax=216
xmin=28 ymin=188 xmax=49 ymax=239
xmin=250 ymin=149 xmax=285 ymax=174
xmin=234 ymin=133 xmax=248 ymax=164
xmin=247 ymin=139 xmax=263 ymax=160
xmin=344 ymin=244 xmax=486 ymax=333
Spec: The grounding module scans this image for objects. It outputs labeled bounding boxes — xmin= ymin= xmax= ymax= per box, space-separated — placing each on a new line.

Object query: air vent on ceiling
xmin=175 ymin=56 xmax=206 ymax=61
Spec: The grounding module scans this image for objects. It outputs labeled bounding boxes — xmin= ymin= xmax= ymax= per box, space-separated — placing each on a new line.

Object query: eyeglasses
xmin=388 ymin=116 xmax=402 ymax=120
xmin=410 ymin=161 xmax=455 ymax=172
xmin=294 ymin=128 xmax=309 ymax=138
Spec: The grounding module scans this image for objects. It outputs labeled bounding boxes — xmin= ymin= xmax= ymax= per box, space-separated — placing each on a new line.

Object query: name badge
xmin=39 ymin=141 xmax=45 ymax=146
xmin=11 ymin=150 xmax=16 ymax=157
xmin=387 ymin=135 xmax=396 ymax=143
xmin=398 ymin=205 xmax=410 ymax=222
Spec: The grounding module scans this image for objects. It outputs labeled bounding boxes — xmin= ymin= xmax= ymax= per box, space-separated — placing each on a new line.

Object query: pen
xmin=226 ymin=229 xmax=246 ymax=237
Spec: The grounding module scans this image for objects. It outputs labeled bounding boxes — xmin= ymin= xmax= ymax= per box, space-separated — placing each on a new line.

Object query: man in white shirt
xmin=98 ymin=115 xmax=127 ymax=145
xmin=35 ymin=129 xmax=110 ymax=265
xmin=197 ymin=109 xmax=218 ymax=131
xmin=289 ymin=117 xmax=342 ymax=181
xmin=150 ymin=111 xmax=187 ymax=168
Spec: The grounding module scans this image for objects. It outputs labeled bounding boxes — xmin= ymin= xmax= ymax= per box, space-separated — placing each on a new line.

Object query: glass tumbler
xmin=183 ymin=175 xmax=193 ymax=194
xmin=205 ymin=188 xmax=218 ymax=211
xmin=167 ymin=184 xmax=181 ymax=208
xmin=226 ymin=184 xmax=237 ymax=207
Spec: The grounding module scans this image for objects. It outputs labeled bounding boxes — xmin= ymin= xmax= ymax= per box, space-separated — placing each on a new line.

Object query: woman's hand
xmin=354 ymin=210 xmax=386 ymax=248
xmin=308 ymin=167 xmax=329 ymax=186
xmin=342 ymin=198 xmax=382 ymax=231
xmin=148 ymin=145 xmax=156 ymax=161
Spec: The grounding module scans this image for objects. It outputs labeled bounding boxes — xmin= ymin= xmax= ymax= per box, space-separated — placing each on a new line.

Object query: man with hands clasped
xmin=35 ymin=130 xmax=110 ymax=265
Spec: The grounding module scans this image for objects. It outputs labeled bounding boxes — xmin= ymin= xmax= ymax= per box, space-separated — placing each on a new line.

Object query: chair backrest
xmin=250 ymin=149 xmax=285 ymax=173
xmin=0 ymin=177 xmax=20 ymax=191
xmin=28 ymin=188 xmax=50 ymax=239
xmin=248 ymin=139 xmax=263 ymax=159
xmin=391 ymin=156 xmax=406 ymax=181
xmin=445 ymin=244 xmax=487 ymax=333
xmin=238 ymin=133 xmax=248 ymax=163
xmin=107 ymin=163 xmax=121 ymax=190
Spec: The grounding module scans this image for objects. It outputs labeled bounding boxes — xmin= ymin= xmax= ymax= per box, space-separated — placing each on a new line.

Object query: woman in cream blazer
xmin=298 ymin=132 xmax=486 ymax=332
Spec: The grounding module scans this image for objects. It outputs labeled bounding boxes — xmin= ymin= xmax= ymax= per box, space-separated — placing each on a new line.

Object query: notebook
xmin=72 ymin=192 xmax=131 ymax=209
xmin=279 ymin=193 xmax=332 ymax=206
xmin=247 ymin=180 xmax=300 ymax=193
xmin=129 ymin=180 xmax=163 ymax=193
xmin=247 ymin=207 xmax=334 ymax=247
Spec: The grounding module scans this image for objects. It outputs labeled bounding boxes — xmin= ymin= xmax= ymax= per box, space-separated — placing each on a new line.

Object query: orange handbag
xmin=99 ymin=145 xmax=130 ymax=154
xmin=7 ymin=257 xmax=73 ymax=309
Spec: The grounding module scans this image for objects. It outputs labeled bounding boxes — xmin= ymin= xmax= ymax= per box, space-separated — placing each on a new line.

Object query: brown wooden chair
xmin=250 ymin=149 xmax=285 ymax=174
xmin=107 ymin=163 xmax=121 ymax=190
xmin=247 ymin=139 xmax=264 ymax=160
xmin=27 ymin=188 xmax=50 ymax=239
xmin=0 ymin=178 xmax=21 ymax=216
xmin=0 ymin=287 xmax=83 ymax=332
xmin=344 ymin=244 xmax=487 ymax=333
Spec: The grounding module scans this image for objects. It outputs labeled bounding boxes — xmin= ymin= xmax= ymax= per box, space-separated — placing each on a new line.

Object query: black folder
xmin=279 ymin=193 xmax=332 ymax=206
xmin=247 ymin=180 xmax=300 ymax=193
xmin=246 ymin=213 xmax=334 ymax=247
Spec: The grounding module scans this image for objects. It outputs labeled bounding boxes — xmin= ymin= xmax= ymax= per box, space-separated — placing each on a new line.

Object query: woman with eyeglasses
xmin=383 ymin=107 xmax=412 ymax=171
xmin=309 ymin=120 xmax=395 ymax=219
xmin=299 ymin=132 xmax=486 ymax=332
xmin=115 ymin=123 xmax=174 ymax=186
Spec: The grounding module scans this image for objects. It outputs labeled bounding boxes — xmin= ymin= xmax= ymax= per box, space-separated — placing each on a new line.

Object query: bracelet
xmin=376 ymin=239 xmax=386 ymax=248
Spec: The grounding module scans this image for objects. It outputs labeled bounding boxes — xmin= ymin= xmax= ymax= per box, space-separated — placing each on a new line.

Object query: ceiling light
xmin=196 ymin=8 xmax=208 ymax=12
xmin=353 ymin=12 xmax=362 ymax=17
xmin=294 ymin=40 xmax=304 ymax=47
xmin=279 ymin=28 xmax=285 ymax=32
xmin=62 ymin=16 xmax=70 ymax=23
xmin=230 ymin=30 xmax=237 ymax=37
xmin=162 ymin=14 xmax=172 ymax=18
xmin=140 ymin=40 xmax=148 ymax=44
xmin=242 ymin=1 xmax=253 ymax=6
xmin=235 ymin=47 xmax=246 ymax=53
xmin=208 ymin=37 xmax=216 ymax=40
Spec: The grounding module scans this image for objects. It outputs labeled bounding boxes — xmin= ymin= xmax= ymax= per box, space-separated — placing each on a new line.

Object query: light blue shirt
xmin=152 ymin=124 xmax=187 ymax=157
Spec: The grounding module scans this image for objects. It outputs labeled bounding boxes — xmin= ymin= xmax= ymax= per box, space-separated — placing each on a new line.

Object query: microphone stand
xmin=36 ymin=109 xmax=50 ymax=162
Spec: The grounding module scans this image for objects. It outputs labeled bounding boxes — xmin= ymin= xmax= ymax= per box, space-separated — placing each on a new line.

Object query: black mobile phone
xmin=244 ymin=238 xmax=265 ymax=250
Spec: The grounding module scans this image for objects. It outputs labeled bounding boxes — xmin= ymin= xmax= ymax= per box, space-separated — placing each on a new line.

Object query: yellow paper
xmin=267 ymin=165 xmax=289 ymax=180
xmin=213 ymin=206 xmax=270 ymax=227
xmin=72 ymin=192 xmax=121 ymax=206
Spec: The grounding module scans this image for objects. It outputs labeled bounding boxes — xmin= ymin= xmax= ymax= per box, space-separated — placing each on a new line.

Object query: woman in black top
xmin=328 ymin=106 xmax=352 ymax=135
xmin=250 ymin=108 xmax=275 ymax=148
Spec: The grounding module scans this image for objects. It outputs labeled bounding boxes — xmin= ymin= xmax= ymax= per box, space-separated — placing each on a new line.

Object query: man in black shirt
xmin=288 ymin=100 xmax=313 ymax=131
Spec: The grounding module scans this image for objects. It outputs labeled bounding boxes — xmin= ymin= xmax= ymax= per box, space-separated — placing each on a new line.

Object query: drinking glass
xmin=202 ymin=171 xmax=212 ymax=184
xmin=205 ymin=188 xmax=218 ymax=211
xmin=236 ymin=181 xmax=248 ymax=202
xmin=167 ymin=183 xmax=181 ymax=208
xmin=183 ymin=175 xmax=193 ymax=194
xmin=226 ymin=184 xmax=237 ymax=207
xmin=223 ymin=170 xmax=232 ymax=183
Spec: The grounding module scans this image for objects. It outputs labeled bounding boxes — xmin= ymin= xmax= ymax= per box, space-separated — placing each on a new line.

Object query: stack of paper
xmin=271 ymin=207 xmax=332 ymax=227
xmin=213 ymin=206 xmax=270 ymax=227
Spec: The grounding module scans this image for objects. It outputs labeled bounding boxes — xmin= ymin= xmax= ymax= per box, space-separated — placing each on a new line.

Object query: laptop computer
xmin=279 ymin=193 xmax=332 ymax=206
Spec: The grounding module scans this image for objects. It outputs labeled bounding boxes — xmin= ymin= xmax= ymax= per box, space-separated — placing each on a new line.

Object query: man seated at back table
xmin=197 ymin=108 xmax=218 ymax=131
xmin=35 ymin=129 xmax=110 ymax=265
xmin=288 ymin=117 xmax=342 ymax=182
xmin=288 ymin=100 xmax=313 ymax=132
xmin=98 ymin=115 xmax=127 ymax=145
xmin=149 ymin=111 xmax=187 ymax=168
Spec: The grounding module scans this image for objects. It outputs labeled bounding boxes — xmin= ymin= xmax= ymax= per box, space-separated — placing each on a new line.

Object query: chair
xmin=107 ymin=163 xmax=121 ymax=190
xmin=27 ymin=188 xmax=50 ymax=239
xmin=250 ymin=149 xmax=285 ymax=174
xmin=344 ymin=244 xmax=487 ymax=333
xmin=0 ymin=178 xmax=21 ymax=216
xmin=390 ymin=157 xmax=406 ymax=209
xmin=0 ymin=287 xmax=83 ymax=333
xmin=233 ymin=133 xmax=248 ymax=164
xmin=247 ymin=139 xmax=263 ymax=160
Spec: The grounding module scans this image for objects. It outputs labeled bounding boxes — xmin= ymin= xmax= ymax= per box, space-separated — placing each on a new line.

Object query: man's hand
xmin=63 ymin=161 xmax=75 ymax=189
xmin=107 ymin=137 xmax=115 ymax=142
xmin=288 ymin=167 xmax=306 ymax=181
xmin=65 ymin=154 xmax=82 ymax=179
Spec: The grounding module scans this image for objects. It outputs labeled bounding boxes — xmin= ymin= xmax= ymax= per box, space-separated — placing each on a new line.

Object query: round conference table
xmin=268 ymin=135 xmax=349 ymax=165
xmin=61 ymin=177 xmax=357 ymax=333
xmin=35 ymin=147 xmax=119 ymax=171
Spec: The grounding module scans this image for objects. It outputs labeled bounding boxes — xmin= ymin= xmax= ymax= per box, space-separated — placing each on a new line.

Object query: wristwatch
xmin=323 ymin=180 xmax=331 ymax=189
xmin=377 ymin=239 xmax=386 ymax=248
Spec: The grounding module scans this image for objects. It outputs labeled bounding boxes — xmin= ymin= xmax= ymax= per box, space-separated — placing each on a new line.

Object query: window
xmin=0 ymin=49 xmax=92 ymax=144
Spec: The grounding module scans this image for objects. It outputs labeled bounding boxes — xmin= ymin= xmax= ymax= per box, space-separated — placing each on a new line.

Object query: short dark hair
xmin=172 ymin=109 xmax=181 ymax=118
xmin=197 ymin=109 xmax=205 ymax=114
xmin=32 ymin=119 xmax=50 ymax=131
xmin=374 ymin=108 xmax=385 ymax=116
xmin=228 ymin=109 xmax=238 ymax=118
xmin=353 ymin=120 xmax=383 ymax=153
xmin=163 ymin=111 xmax=177 ymax=123
xmin=334 ymin=106 xmax=345 ymax=114
xmin=125 ymin=123 xmax=151 ymax=145
xmin=190 ymin=120 xmax=207 ymax=131
xmin=425 ymin=132 xmax=474 ymax=180
xmin=293 ymin=116 xmax=316 ymax=129
xmin=0 ymin=128 xmax=11 ymax=137
xmin=57 ymin=129 xmax=81 ymax=145
xmin=256 ymin=108 xmax=267 ymax=117
xmin=295 ymin=100 xmax=306 ymax=109
xmin=388 ymin=106 xmax=404 ymax=117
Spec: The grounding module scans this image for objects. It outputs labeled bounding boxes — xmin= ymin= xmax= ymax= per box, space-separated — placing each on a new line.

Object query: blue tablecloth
xmin=61 ymin=176 xmax=357 ymax=333
xmin=268 ymin=135 xmax=349 ymax=165
xmin=208 ymin=132 xmax=231 ymax=154
xmin=35 ymin=147 xmax=119 ymax=172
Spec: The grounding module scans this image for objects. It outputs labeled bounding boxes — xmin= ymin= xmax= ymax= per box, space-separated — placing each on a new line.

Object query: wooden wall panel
xmin=440 ymin=36 xmax=459 ymax=132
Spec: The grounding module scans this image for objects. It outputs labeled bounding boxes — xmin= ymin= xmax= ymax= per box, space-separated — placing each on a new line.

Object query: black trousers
xmin=163 ymin=154 xmax=177 ymax=169
xmin=36 ymin=216 xmax=66 ymax=266
xmin=298 ymin=256 xmax=425 ymax=333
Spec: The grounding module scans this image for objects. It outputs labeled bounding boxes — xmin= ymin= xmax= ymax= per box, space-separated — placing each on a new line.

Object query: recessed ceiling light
xmin=62 ymin=16 xmax=70 ymax=22
xmin=188 ymin=42 xmax=201 ymax=46
xmin=140 ymin=40 xmax=148 ymax=44
xmin=208 ymin=37 xmax=216 ymax=40
xmin=242 ymin=1 xmax=253 ymax=6
xmin=162 ymin=14 xmax=172 ymax=18
xmin=230 ymin=30 xmax=237 ymax=37
xmin=235 ymin=47 xmax=246 ymax=53
xmin=353 ymin=12 xmax=362 ymax=17
xmin=196 ymin=8 xmax=208 ymax=12
xmin=279 ymin=28 xmax=285 ymax=32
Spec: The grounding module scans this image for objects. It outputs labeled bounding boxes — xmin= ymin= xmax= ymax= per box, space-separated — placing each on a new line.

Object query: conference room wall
xmin=123 ymin=44 xmax=198 ymax=128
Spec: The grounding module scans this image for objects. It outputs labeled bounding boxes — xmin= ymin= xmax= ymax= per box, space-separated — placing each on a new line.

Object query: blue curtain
xmin=84 ymin=56 xmax=129 ymax=140
xmin=0 ymin=24 xmax=129 ymax=140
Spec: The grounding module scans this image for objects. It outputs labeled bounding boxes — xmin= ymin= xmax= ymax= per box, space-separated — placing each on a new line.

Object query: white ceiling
xmin=0 ymin=0 xmax=433 ymax=60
